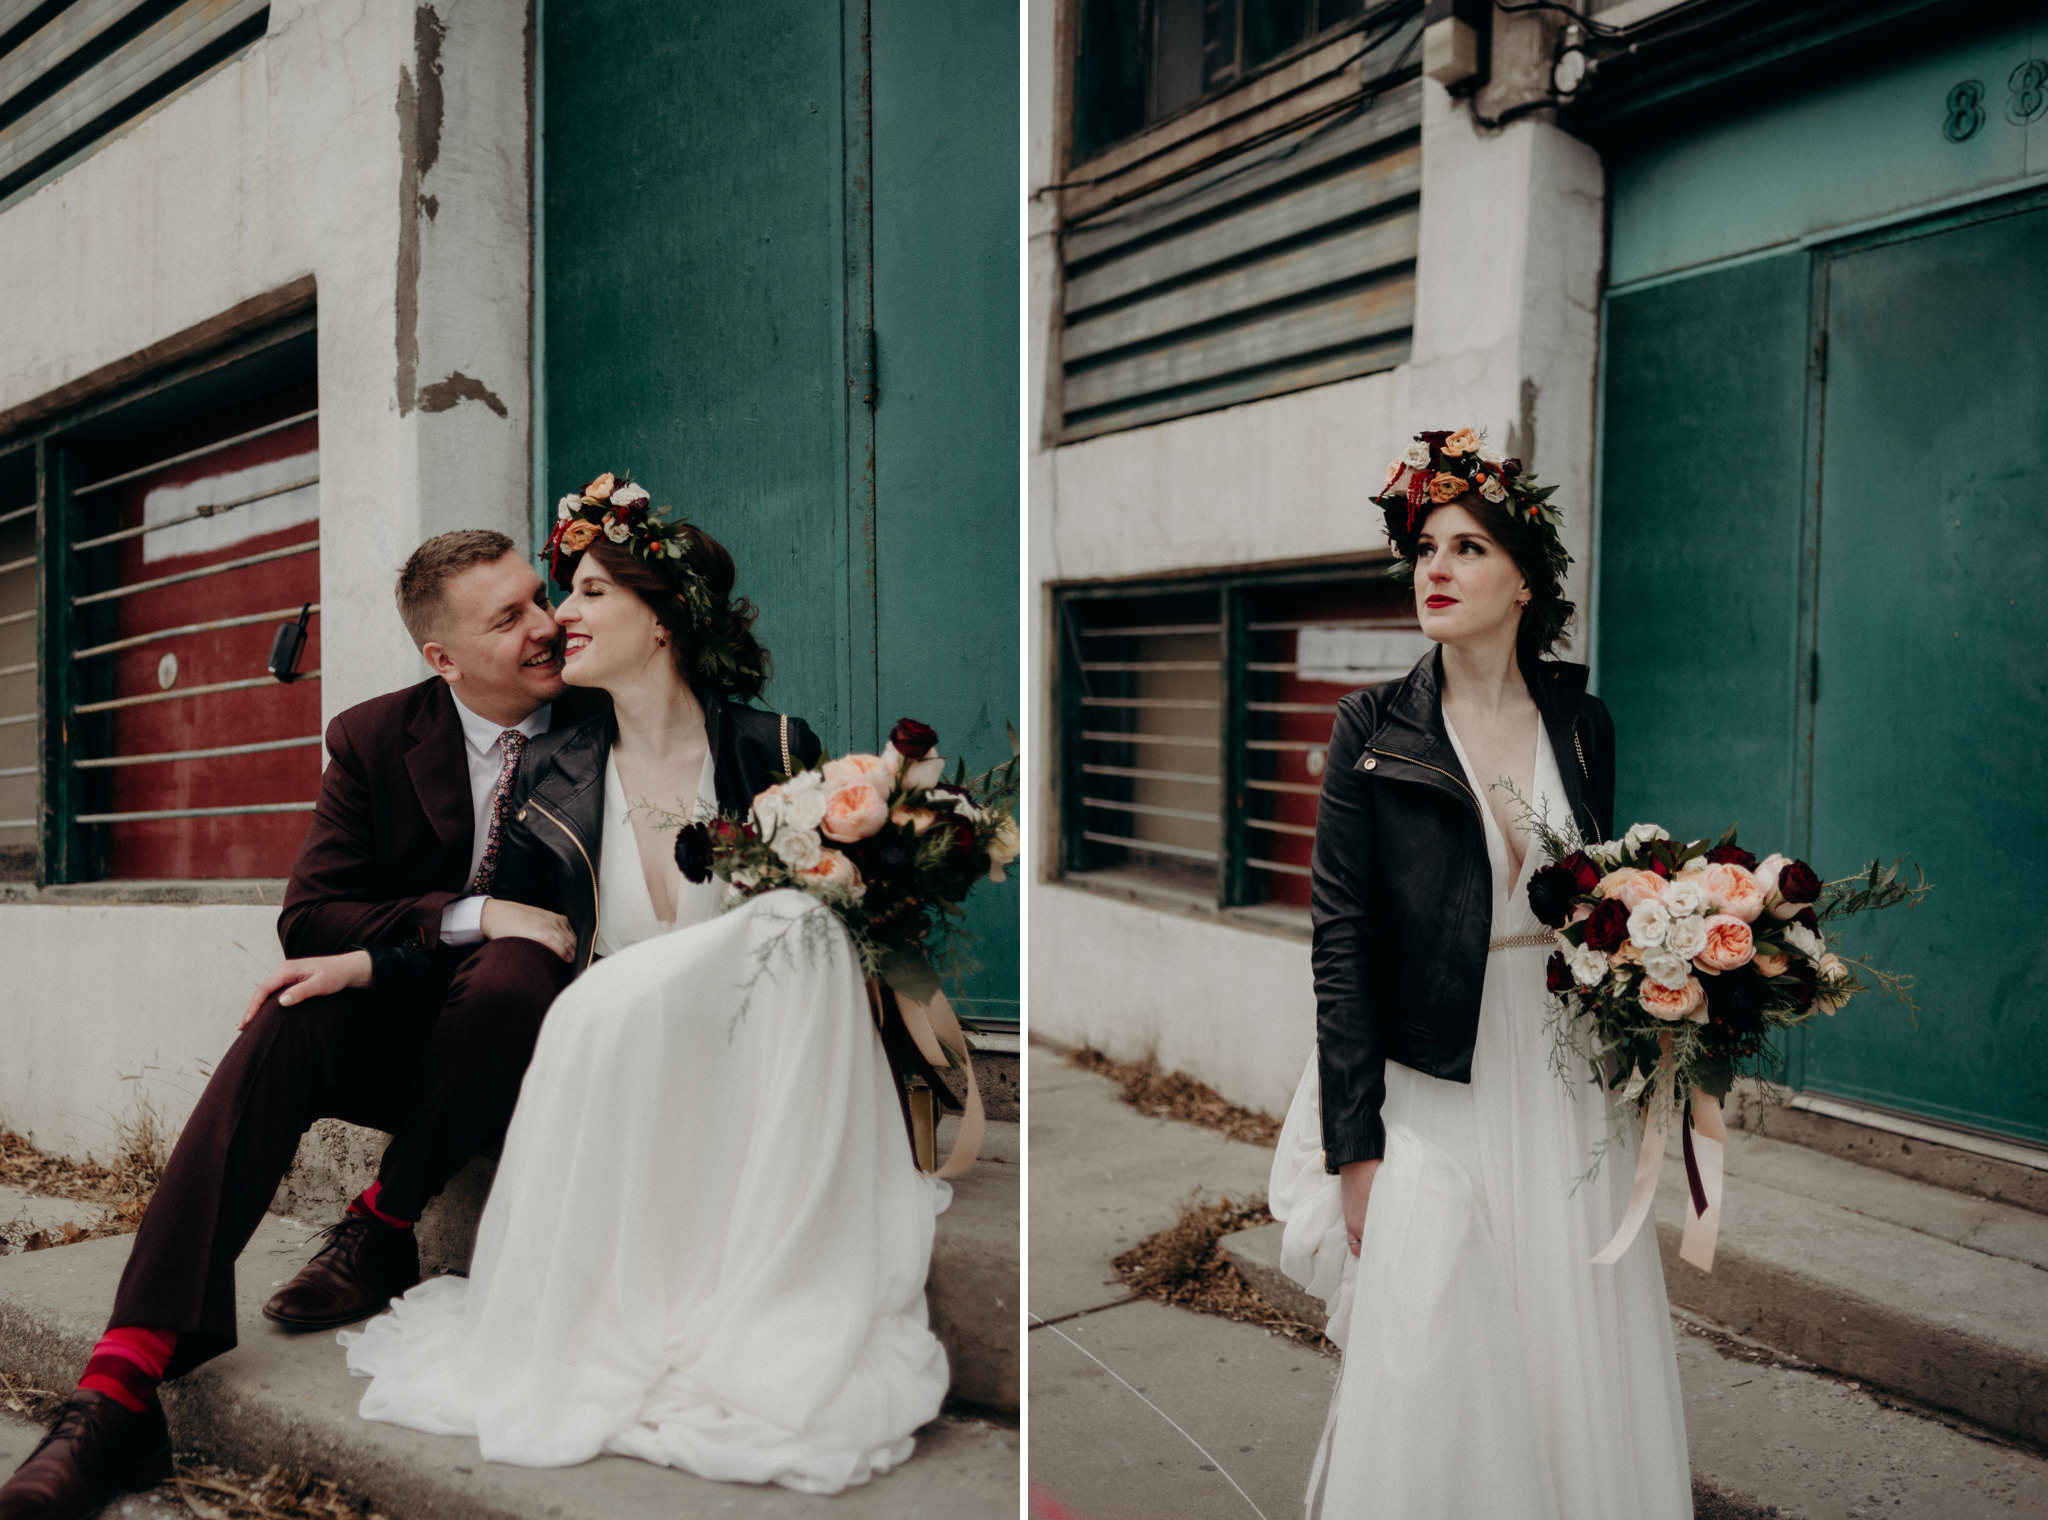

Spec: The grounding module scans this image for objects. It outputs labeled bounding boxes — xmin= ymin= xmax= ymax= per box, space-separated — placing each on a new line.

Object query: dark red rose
xmin=673 ymin=822 xmax=713 ymax=884
xmin=1418 ymin=429 xmax=1451 ymax=447
xmin=1706 ymin=843 xmax=1758 ymax=869
xmin=1786 ymin=961 xmax=1817 ymax=1012
xmin=1545 ymin=950 xmax=1572 ymax=995
xmin=1528 ymin=864 xmax=1578 ymax=929
xmin=1649 ymin=857 xmax=1671 ymax=879
xmin=1777 ymin=859 xmax=1821 ymax=905
xmin=1560 ymin=850 xmax=1600 ymax=892
xmin=1792 ymin=905 xmax=1820 ymax=933
xmin=1583 ymin=898 xmax=1628 ymax=952
xmin=888 ymin=718 xmax=938 ymax=759
xmin=1501 ymin=457 xmax=1523 ymax=480
xmin=1704 ymin=964 xmax=1767 ymax=1035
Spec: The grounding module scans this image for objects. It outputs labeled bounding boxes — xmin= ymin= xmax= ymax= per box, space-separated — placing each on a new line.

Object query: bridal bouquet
xmin=1526 ymin=816 xmax=1927 ymax=1270
xmin=670 ymin=718 xmax=1020 ymax=1003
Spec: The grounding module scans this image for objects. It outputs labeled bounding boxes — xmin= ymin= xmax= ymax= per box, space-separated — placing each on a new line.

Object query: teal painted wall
xmin=1599 ymin=26 xmax=2048 ymax=1141
xmin=538 ymin=1 xmax=1020 ymax=1020
xmin=871 ymin=1 xmax=1022 ymax=1019
xmin=1609 ymin=18 xmax=2047 ymax=287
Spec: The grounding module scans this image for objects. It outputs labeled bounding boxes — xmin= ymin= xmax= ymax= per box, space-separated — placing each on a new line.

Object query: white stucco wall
xmin=0 ymin=0 xmax=533 ymax=1157
xmin=1028 ymin=0 xmax=1605 ymax=1111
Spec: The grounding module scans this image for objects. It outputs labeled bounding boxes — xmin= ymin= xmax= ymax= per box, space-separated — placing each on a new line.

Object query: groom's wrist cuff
xmin=440 ymin=894 xmax=487 ymax=945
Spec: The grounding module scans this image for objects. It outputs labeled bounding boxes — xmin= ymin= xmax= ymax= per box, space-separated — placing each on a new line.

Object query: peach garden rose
xmin=823 ymin=752 xmax=893 ymax=798
xmin=1700 ymin=861 xmax=1765 ymax=922
xmin=1639 ymin=975 xmax=1705 ymax=1022
xmin=821 ymin=782 xmax=890 ymax=842
xmin=1693 ymin=914 xmax=1756 ymax=974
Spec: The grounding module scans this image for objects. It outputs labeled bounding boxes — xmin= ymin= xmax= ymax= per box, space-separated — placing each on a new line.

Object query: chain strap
xmin=1573 ymin=724 xmax=1589 ymax=781
xmin=779 ymin=714 xmax=791 ymax=775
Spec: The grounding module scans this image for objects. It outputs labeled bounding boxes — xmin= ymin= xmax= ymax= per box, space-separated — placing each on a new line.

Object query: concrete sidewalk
xmin=0 ymin=1123 xmax=1021 ymax=1520
xmin=1028 ymin=1044 xmax=2048 ymax=1520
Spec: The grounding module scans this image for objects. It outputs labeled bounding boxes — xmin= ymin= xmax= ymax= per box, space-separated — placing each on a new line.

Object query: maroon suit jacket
xmin=278 ymin=677 xmax=603 ymax=958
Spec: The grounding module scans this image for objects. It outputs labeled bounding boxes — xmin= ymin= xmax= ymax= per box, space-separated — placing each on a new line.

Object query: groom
xmin=0 ymin=529 xmax=601 ymax=1520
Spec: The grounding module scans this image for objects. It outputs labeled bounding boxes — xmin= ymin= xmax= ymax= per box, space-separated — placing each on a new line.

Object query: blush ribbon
xmin=1589 ymin=1048 xmax=1727 ymax=1272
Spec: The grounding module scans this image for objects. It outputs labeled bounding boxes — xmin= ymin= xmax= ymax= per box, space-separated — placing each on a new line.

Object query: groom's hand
xmin=479 ymin=899 xmax=576 ymax=963
xmin=241 ymin=950 xmax=373 ymax=1028
xmin=1339 ymin=1158 xmax=1382 ymax=1256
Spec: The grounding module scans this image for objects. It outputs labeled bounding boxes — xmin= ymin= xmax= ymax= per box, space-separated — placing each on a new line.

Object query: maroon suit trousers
xmin=110 ymin=936 xmax=572 ymax=1379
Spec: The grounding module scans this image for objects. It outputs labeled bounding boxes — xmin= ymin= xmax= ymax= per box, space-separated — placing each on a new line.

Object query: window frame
xmin=0 ymin=307 xmax=321 ymax=889
xmin=1053 ymin=554 xmax=1422 ymax=931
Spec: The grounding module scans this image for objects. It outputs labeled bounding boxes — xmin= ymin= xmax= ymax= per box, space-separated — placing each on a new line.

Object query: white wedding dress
xmin=1270 ymin=720 xmax=1691 ymax=1519
xmin=340 ymin=753 xmax=953 ymax=1493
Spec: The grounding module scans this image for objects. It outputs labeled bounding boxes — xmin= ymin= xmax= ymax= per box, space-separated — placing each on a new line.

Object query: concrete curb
xmin=0 ymin=1218 xmax=1017 ymax=1519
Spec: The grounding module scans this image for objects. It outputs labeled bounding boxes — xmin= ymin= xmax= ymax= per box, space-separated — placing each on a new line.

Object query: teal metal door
xmin=870 ymin=2 xmax=1020 ymax=1020
xmin=540 ymin=1 xmax=1019 ymax=1021
xmin=1598 ymin=196 xmax=2048 ymax=1143
xmin=1798 ymin=200 xmax=2048 ymax=1141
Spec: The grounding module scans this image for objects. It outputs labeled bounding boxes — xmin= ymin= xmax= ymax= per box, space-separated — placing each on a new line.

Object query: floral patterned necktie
xmin=469 ymin=728 xmax=527 ymax=895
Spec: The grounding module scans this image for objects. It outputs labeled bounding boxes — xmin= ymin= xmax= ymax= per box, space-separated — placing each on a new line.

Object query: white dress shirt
xmin=439 ymin=693 xmax=553 ymax=945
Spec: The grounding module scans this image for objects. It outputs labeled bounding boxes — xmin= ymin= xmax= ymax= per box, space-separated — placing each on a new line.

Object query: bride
xmin=339 ymin=477 xmax=953 ymax=1494
xmin=1268 ymin=430 xmax=1691 ymax=1518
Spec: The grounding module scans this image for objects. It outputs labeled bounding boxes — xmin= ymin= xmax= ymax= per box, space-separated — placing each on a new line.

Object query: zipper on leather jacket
xmin=518 ymin=796 xmax=599 ymax=971
xmin=1366 ymin=745 xmax=1481 ymax=818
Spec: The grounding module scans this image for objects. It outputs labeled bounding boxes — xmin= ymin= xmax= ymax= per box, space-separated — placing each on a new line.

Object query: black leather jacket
xmin=367 ymin=695 xmax=820 ymax=992
xmin=1312 ymin=647 xmax=1615 ymax=1171
xmin=489 ymin=697 xmax=823 ymax=973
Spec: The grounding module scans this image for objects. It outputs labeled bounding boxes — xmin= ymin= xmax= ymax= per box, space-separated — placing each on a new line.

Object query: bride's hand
xmin=1339 ymin=1158 xmax=1381 ymax=1256
xmin=480 ymin=899 xmax=577 ymax=963
xmin=240 ymin=951 xmax=372 ymax=1028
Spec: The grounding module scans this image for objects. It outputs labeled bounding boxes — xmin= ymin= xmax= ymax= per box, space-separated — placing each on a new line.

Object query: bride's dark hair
xmin=582 ymin=530 xmax=771 ymax=703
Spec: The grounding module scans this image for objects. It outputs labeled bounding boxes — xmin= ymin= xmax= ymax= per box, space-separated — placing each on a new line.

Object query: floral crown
xmin=543 ymin=470 xmax=714 ymax=627
xmin=1369 ymin=427 xmax=1570 ymax=585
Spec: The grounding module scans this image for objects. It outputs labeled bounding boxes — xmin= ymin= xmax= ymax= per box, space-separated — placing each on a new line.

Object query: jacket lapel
xmin=405 ymin=682 xmax=472 ymax=859
xmin=1360 ymin=647 xmax=1481 ymax=818
xmin=1529 ymin=660 xmax=1599 ymax=840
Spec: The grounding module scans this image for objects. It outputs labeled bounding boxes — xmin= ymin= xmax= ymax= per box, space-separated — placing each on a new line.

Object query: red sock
xmin=78 ymin=1326 xmax=176 ymax=1412
xmin=347 ymin=1180 xmax=414 ymax=1230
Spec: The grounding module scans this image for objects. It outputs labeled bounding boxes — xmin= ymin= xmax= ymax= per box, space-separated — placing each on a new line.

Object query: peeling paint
xmin=394 ymin=4 xmax=448 ymax=415
xmin=419 ymin=371 xmax=508 ymax=417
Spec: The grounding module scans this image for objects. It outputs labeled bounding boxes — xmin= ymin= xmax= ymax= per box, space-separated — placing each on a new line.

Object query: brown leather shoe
xmin=0 ymin=1390 xmax=172 ymax=1520
xmin=260 ymin=1214 xmax=419 ymax=1331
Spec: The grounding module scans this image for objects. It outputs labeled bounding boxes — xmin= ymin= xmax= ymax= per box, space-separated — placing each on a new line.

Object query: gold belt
xmin=1488 ymin=931 xmax=1554 ymax=952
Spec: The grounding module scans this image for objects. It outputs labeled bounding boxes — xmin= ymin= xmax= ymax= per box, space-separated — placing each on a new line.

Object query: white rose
xmin=603 ymin=519 xmax=631 ymax=543
xmin=1816 ymin=951 xmax=1851 ymax=986
xmin=1584 ymin=839 xmax=1625 ymax=869
xmin=1478 ymin=443 xmax=1505 ymax=465
xmin=770 ymin=825 xmax=822 ymax=871
xmin=1479 ymin=475 xmax=1508 ymax=503
xmin=883 ymin=742 xmax=945 ymax=791
xmin=611 ymin=482 xmax=651 ymax=511
xmin=749 ymin=786 xmax=788 ymax=833
xmin=1664 ymin=913 xmax=1709 ymax=959
xmin=1783 ymin=921 xmax=1825 ymax=961
xmin=557 ymin=493 xmax=582 ymax=521
xmin=1566 ymin=942 xmax=1609 ymax=987
xmin=1753 ymin=852 xmax=1788 ymax=896
xmin=1403 ymin=440 xmax=1433 ymax=468
xmin=1626 ymin=899 xmax=1672 ymax=949
xmin=781 ymin=783 xmax=828 ymax=834
xmin=1678 ymin=854 xmax=1709 ymax=875
xmin=1624 ymin=822 xmax=1671 ymax=853
xmin=1661 ymin=878 xmax=1708 ymax=918
xmin=1641 ymin=947 xmax=1691 ymax=991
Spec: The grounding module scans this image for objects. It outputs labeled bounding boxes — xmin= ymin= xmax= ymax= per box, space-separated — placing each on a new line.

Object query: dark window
xmin=1073 ymin=0 xmax=1393 ymax=160
xmin=1 ymin=313 xmax=322 ymax=884
xmin=1056 ymin=564 xmax=1428 ymax=920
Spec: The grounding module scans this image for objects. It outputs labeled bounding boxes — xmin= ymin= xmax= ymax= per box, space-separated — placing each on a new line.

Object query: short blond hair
xmin=395 ymin=530 xmax=516 ymax=646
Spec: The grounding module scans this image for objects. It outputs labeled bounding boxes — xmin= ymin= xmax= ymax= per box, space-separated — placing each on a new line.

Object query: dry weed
xmin=165 ymin=1460 xmax=392 ymax=1520
xmin=0 ymin=1097 xmax=169 ymax=1253
xmin=1113 ymin=1194 xmax=1331 ymax=1351
xmin=1066 ymin=1047 xmax=1282 ymax=1147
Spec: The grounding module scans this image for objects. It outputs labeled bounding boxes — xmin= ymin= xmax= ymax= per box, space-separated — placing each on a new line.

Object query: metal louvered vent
xmin=1058 ymin=72 xmax=1422 ymax=442
xmin=0 ymin=0 xmax=270 ymax=211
